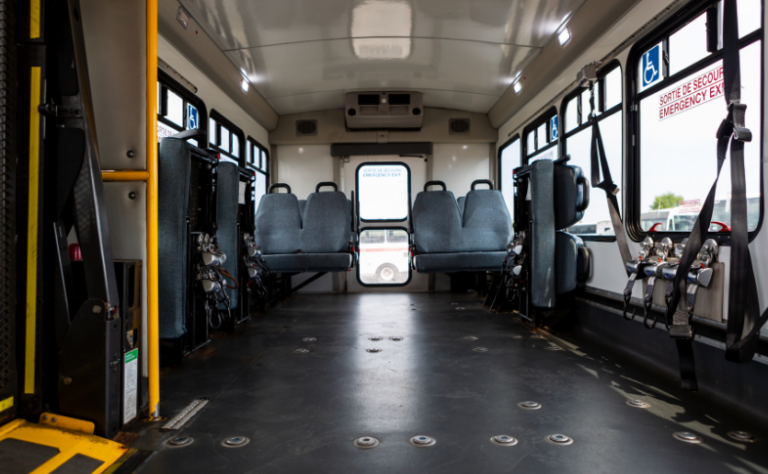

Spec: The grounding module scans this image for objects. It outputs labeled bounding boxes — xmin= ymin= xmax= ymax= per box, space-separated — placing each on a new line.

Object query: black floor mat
xmin=130 ymin=293 xmax=768 ymax=474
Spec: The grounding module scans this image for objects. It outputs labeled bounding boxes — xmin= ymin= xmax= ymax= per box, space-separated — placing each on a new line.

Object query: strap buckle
xmin=718 ymin=103 xmax=752 ymax=142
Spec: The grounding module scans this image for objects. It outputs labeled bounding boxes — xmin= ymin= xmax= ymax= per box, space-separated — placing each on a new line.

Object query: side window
xmin=157 ymin=70 xmax=206 ymax=147
xmin=246 ymin=137 xmax=270 ymax=212
xmin=524 ymin=108 xmax=559 ymax=163
xmin=561 ymin=64 xmax=623 ymax=237
xmin=209 ymin=110 xmax=245 ymax=166
xmin=632 ymin=0 xmax=762 ymax=234
xmin=498 ymin=136 xmax=521 ymax=222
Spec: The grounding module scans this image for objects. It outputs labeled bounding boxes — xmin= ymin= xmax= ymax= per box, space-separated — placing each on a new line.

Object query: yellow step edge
xmin=0 ymin=418 xmax=129 ymax=474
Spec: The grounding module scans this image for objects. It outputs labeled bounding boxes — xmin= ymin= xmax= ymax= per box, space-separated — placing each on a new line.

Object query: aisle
xmin=132 ymin=293 xmax=768 ymax=474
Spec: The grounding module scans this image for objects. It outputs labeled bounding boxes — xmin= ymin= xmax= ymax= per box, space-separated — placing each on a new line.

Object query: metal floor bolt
xmin=409 ymin=435 xmax=436 ymax=447
xmin=366 ymin=348 xmax=382 ymax=353
xmin=626 ymin=399 xmax=651 ymax=409
xmin=728 ymin=431 xmax=756 ymax=443
xmin=166 ymin=436 xmax=192 ymax=447
xmin=491 ymin=435 xmax=519 ymax=447
xmin=545 ymin=434 xmax=574 ymax=445
xmin=353 ymin=436 xmax=380 ymax=449
xmin=519 ymin=401 xmax=542 ymax=410
xmin=673 ymin=432 xmax=702 ymax=444
xmin=294 ymin=348 xmax=309 ymax=354
xmin=222 ymin=436 xmax=250 ymax=448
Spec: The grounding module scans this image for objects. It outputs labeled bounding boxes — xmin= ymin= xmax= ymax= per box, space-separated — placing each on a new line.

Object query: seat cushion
xmin=414 ymin=251 xmax=508 ymax=273
xmin=263 ymin=253 xmax=353 ymax=273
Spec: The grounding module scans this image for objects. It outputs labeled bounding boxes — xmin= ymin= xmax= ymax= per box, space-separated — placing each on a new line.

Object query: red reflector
xmin=69 ymin=244 xmax=82 ymax=261
xmin=216 ymin=153 xmax=221 ymax=160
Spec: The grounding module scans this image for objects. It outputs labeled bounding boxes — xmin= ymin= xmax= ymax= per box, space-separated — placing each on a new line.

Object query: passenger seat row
xmin=254 ymin=182 xmax=354 ymax=273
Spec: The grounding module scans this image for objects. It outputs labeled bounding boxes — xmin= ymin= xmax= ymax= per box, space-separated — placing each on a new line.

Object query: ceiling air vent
xmin=296 ymin=120 xmax=318 ymax=137
xmin=345 ymin=92 xmax=424 ymax=130
xmin=449 ymin=118 xmax=470 ymax=135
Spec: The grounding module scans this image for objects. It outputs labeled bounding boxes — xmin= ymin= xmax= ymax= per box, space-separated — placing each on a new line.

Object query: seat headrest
xmin=554 ymin=163 xmax=589 ymax=230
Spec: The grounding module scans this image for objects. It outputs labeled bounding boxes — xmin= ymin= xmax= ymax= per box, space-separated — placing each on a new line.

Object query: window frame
xmin=157 ymin=69 xmax=207 ymax=142
xmin=522 ymin=106 xmax=559 ymax=164
xmin=246 ymin=136 xmax=270 ymax=215
xmin=497 ymin=134 xmax=521 ymax=223
xmin=356 ymin=226 xmax=413 ymax=288
xmin=560 ymin=60 xmax=623 ymax=242
xmin=209 ymin=110 xmax=246 ymax=166
xmin=626 ymin=0 xmax=765 ymax=244
xmin=355 ymin=161 xmax=413 ymax=223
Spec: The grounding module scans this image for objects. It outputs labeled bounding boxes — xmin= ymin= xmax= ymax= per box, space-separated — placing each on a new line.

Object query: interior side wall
xmin=496 ymin=0 xmax=768 ymax=335
xmin=158 ymin=35 xmax=270 ymax=147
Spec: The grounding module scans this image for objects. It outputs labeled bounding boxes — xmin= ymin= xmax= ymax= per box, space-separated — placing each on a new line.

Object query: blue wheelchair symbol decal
xmin=642 ymin=44 xmax=661 ymax=88
xmin=550 ymin=116 xmax=558 ymax=142
xmin=187 ymin=104 xmax=198 ymax=130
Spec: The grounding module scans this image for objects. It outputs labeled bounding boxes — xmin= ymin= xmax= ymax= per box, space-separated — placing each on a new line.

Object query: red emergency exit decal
xmin=659 ymin=65 xmax=723 ymax=121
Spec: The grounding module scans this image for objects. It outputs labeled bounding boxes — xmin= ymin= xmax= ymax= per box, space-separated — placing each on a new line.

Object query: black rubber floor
xmin=131 ymin=293 xmax=768 ymax=473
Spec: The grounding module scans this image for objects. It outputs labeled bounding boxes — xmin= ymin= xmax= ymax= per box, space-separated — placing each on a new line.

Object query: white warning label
xmin=124 ymin=349 xmax=138 ymax=424
xmin=659 ymin=65 xmax=724 ymax=121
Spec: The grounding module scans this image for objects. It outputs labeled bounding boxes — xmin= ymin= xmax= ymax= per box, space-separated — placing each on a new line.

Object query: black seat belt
xmin=589 ymin=86 xmax=632 ymax=269
xmin=665 ymin=0 xmax=767 ymax=391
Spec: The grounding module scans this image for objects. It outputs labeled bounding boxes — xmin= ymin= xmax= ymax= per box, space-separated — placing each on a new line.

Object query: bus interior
xmin=3 ymin=0 xmax=768 ymax=473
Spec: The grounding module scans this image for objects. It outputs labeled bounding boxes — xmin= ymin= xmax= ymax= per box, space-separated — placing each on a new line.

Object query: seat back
xmin=254 ymin=182 xmax=351 ymax=256
xmin=301 ymin=191 xmax=350 ymax=253
xmin=412 ymin=189 xmax=463 ymax=254
xmin=254 ymin=192 xmax=302 ymax=254
xmin=412 ymin=181 xmax=512 ymax=254
xmin=462 ymin=189 xmax=513 ymax=251
xmin=158 ymin=138 xmax=192 ymax=339
xmin=215 ymin=162 xmax=239 ymax=309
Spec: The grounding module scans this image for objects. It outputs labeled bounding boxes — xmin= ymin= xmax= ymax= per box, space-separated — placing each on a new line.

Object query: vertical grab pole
xmin=146 ymin=0 xmax=161 ymax=419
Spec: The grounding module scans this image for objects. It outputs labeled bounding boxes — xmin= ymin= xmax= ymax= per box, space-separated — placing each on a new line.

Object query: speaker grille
xmin=449 ymin=118 xmax=470 ymax=135
xmin=296 ymin=120 xmax=318 ymax=136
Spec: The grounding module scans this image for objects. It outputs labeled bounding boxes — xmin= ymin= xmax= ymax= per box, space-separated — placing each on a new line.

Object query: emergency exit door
xmin=342 ymin=156 xmax=428 ymax=292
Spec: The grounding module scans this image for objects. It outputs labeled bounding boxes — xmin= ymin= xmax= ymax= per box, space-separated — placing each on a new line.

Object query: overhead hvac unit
xmin=345 ymin=92 xmax=424 ymax=130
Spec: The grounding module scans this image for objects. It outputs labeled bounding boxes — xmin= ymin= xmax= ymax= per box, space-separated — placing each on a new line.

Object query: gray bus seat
xmin=254 ymin=182 xmax=353 ymax=273
xmin=412 ymin=180 xmax=512 ymax=273
xmin=530 ymin=159 xmax=590 ymax=308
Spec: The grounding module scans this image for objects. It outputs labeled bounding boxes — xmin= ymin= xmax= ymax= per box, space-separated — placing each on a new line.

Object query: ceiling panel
xmin=230 ymin=38 xmax=539 ymax=98
xmin=179 ymin=0 xmax=588 ymax=115
xmin=180 ymin=0 xmax=585 ymax=49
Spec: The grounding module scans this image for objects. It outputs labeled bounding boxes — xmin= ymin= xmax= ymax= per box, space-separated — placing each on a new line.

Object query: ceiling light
xmin=513 ymin=81 xmax=522 ymax=94
xmin=351 ymin=1 xmax=412 ymax=59
xmin=241 ymin=75 xmax=249 ymax=92
xmin=558 ymin=27 xmax=571 ymax=45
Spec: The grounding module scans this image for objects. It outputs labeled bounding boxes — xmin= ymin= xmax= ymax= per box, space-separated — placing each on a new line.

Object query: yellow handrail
xmin=146 ymin=0 xmax=160 ymax=419
xmin=101 ymin=171 xmax=150 ymax=182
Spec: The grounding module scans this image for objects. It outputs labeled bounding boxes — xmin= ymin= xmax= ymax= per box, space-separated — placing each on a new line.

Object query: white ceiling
xmin=179 ymin=0 xmax=587 ymax=115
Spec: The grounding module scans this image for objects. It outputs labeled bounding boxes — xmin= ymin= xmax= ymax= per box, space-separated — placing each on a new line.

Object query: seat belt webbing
xmin=665 ymin=0 xmax=767 ymax=391
xmin=589 ymin=87 xmax=632 ymax=268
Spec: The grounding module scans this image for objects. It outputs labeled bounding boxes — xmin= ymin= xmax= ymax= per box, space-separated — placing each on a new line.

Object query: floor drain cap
xmin=545 ymin=345 xmax=564 ymax=351
xmin=728 ymin=431 xmax=756 ymax=442
xmin=673 ymin=432 xmax=702 ymax=444
xmin=473 ymin=347 xmax=488 ymax=352
xmin=353 ymin=436 xmax=380 ymax=449
xmin=626 ymin=399 xmax=651 ymax=409
xmin=222 ymin=436 xmax=250 ymax=447
xmin=369 ymin=336 xmax=383 ymax=341
xmin=366 ymin=348 xmax=382 ymax=353
xmin=518 ymin=401 xmax=542 ymax=410
xmin=167 ymin=436 xmax=192 ymax=447
xmin=464 ymin=336 xmax=479 ymax=341
xmin=390 ymin=336 xmax=403 ymax=341
xmin=546 ymin=434 xmax=574 ymax=445
xmin=409 ymin=435 xmax=436 ymax=447
xmin=294 ymin=348 xmax=309 ymax=354
xmin=491 ymin=435 xmax=519 ymax=446
xmin=302 ymin=337 xmax=316 ymax=342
